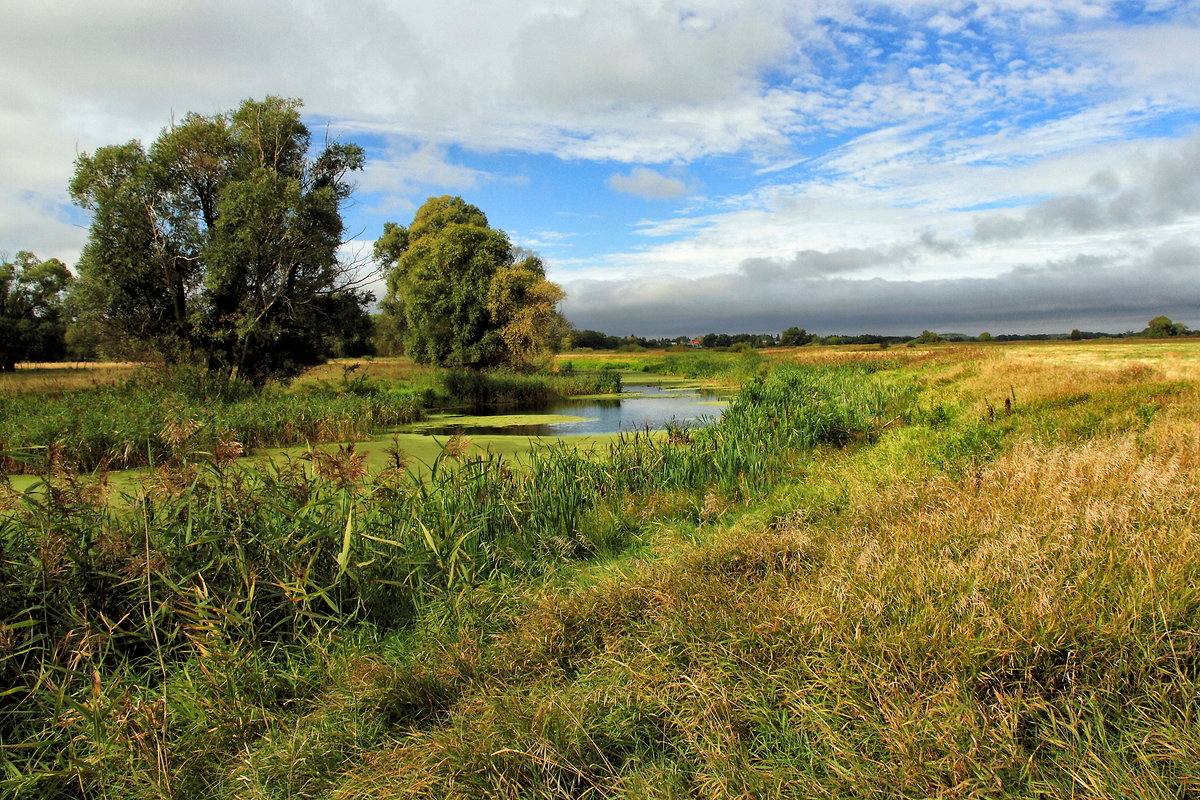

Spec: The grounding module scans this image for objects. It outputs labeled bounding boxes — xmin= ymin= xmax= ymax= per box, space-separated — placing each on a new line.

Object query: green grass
xmin=2 ymin=342 xmax=1198 ymax=799
xmin=0 ymin=360 xmax=624 ymax=476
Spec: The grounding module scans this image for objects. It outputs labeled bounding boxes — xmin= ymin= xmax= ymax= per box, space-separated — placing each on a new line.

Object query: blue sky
xmin=3 ymin=0 xmax=1198 ymax=336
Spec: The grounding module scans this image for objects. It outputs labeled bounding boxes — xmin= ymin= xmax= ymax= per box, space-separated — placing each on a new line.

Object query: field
xmin=2 ymin=340 xmax=1198 ymax=799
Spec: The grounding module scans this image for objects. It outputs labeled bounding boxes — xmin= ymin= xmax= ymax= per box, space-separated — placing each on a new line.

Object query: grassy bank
xmin=2 ymin=341 xmax=1198 ymax=798
xmin=0 ymin=361 xmax=622 ymax=475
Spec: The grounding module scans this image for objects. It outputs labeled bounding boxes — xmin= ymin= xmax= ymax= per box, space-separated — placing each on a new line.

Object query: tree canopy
xmin=376 ymin=196 xmax=566 ymax=370
xmin=69 ymin=96 xmax=368 ymax=385
xmin=0 ymin=251 xmax=73 ymax=371
xmin=780 ymin=327 xmax=812 ymax=347
xmin=1145 ymin=315 xmax=1190 ymax=337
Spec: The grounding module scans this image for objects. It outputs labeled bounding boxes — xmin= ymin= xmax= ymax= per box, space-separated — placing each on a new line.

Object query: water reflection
xmin=407 ymin=384 xmax=727 ymax=437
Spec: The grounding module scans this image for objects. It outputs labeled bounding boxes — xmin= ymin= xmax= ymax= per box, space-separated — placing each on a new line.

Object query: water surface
xmin=401 ymin=383 xmax=727 ymax=437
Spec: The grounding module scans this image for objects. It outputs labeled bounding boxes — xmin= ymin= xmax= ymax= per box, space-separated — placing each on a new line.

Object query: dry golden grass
xmin=0 ymin=361 xmax=142 ymax=394
xmin=294 ymin=356 xmax=440 ymax=386
xmin=329 ymin=342 xmax=1200 ymax=799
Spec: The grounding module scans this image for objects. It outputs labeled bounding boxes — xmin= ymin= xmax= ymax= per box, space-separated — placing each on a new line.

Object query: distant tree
xmin=913 ymin=330 xmax=942 ymax=344
xmin=371 ymin=222 xmax=411 ymax=357
xmin=699 ymin=333 xmax=733 ymax=348
xmin=377 ymin=196 xmax=566 ymax=370
xmin=0 ymin=252 xmax=73 ymax=370
xmin=977 ymin=332 xmax=992 ymax=342
xmin=780 ymin=326 xmax=811 ymax=347
xmin=570 ymin=329 xmax=620 ymax=350
xmin=69 ymin=96 xmax=367 ymax=386
xmin=1070 ymin=329 xmax=1083 ymax=341
xmin=321 ymin=293 xmax=377 ymax=358
xmin=488 ymin=257 xmax=568 ymax=367
xmin=1146 ymin=315 xmax=1187 ymax=337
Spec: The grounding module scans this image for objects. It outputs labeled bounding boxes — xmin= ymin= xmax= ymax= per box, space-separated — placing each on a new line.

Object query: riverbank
xmin=0 ymin=363 xmax=622 ymax=476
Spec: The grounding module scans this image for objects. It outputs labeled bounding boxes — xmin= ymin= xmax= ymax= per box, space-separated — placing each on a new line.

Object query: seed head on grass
xmin=0 ymin=478 xmax=18 ymax=513
xmin=211 ymin=435 xmax=244 ymax=466
xmin=382 ymin=436 xmax=410 ymax=474
xmin=147 ymin=462 xmax=198 ymax=501
xmin=161 ymin=402 xmax=203 ymax=458
xmin=700 ymin=490 xmax=729 ymax=524
xmin=444 ymin=431 xmax=473 ymax=460
xmin=307 ymin=443 xmax=369 ymax=487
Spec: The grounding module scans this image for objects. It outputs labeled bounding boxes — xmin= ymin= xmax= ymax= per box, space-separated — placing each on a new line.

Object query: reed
xmin=441 ymin=369 xmax=621 ymax=406
xmin=0 ymin=373 xmax=430 ymax=475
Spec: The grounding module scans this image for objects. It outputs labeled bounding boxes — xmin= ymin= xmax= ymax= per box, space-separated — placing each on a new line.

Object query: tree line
xmin=2 ymin=96 xmax=1194 ymax=378
xmin=566 ymin=320 xmax=1196 ymax=352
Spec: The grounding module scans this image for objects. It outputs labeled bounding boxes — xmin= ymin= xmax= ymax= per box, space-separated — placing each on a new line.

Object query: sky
xmin=2 ymin=0 xmax=1199 ymax=338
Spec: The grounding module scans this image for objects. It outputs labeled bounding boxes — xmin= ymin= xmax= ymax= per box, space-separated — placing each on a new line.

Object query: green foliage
xmin=378 ymin=197 xmax=566 ymax=370
xmin=441 ymin=369 xmax=621 ymax=406
xmin=1145 ymin=315 xmax=1189 ymax=337
xmin=570 ymin=329 xmax=621 ymax=350
xmin=69 ymin=96 xmax=368 ymax=385
xmin=779 ymin=326 xmax=811 ymax=346
xmin=0 ymin=252 xmax=72 ymax=370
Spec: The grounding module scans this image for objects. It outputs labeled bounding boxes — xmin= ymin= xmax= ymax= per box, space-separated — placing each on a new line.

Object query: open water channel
xmin=403 ymin=381 xmax=728 ymax=437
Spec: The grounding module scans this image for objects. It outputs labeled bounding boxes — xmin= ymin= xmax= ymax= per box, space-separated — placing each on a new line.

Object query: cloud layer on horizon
xmin=563 ymin=238 xmax=1199 ymax=337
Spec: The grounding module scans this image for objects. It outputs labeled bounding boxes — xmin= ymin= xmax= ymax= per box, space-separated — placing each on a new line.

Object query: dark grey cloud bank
xmin=739 ymin=231 xmax=963 ymax=280
xmin=561 ymin=239 xmax=1199 ymax=337
xmin=974 ymin=138 xmax=1200 ymax=241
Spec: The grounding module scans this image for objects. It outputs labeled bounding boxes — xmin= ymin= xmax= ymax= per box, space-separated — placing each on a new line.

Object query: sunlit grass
xmin=327 ymin=347 xmax=1200 ymax=800
xmin=0 ymin=361 xmax=141 ymax=395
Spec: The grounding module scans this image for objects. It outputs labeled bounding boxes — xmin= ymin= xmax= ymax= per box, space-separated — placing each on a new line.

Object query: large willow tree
xmin=69 ymin=96 xmax=367 ymax=385
xmin=375 ymin=196 xmax=567 ymax=369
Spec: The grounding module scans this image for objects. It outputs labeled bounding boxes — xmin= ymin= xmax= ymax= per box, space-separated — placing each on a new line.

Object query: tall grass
xmin=441 ymin=369 xmax=621 ymax=406
xmin=4 ymin=344 xmax=1197 ymax=798
xmin=0 ymin=375 xmax=431 ymax=474
xmin=0 ymin=361 xmax=906 ymax=797
xmin=329 ymin=371 xmax=1200 ymax=800
xmin=1 ymin=362 xmax=624 ymax=476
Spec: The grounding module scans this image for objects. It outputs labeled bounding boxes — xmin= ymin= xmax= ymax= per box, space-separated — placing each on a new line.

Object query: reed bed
xmin=0 ymin=361 xmax=622 ymax=476
xmin=441 ymin=369 xmax=622 ymax=406
xmin=0 ymin=378 xmax=431 ymax=474
xmin=0 ymin=362 xmax=904 ymax=797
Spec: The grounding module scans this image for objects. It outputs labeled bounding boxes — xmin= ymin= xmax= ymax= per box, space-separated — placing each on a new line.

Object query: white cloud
xmin=608 ymin=167 xmax=693 ymax=200
xmin=358 ymin=142 xmax=495 ymax=198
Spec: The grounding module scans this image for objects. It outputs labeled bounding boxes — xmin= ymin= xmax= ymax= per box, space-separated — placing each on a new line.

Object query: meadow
xmin=1 ymin=340 xmax=1197 ymax=799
